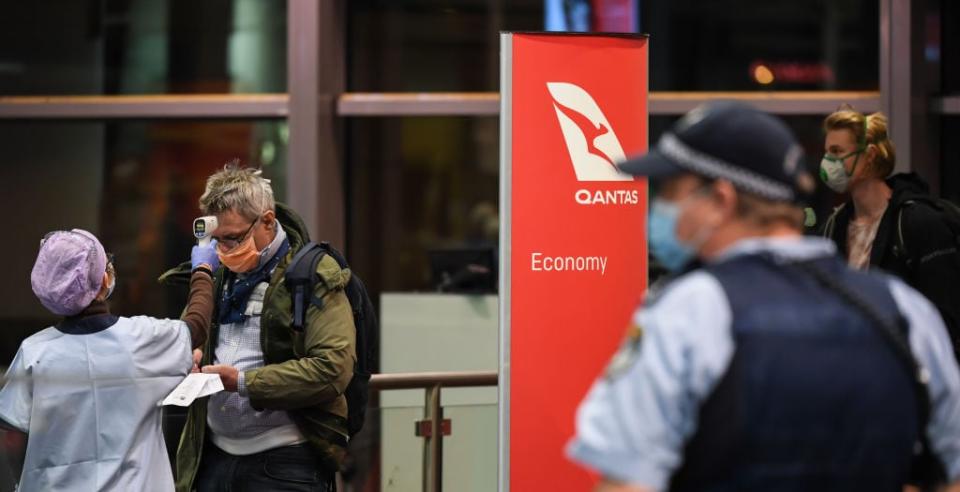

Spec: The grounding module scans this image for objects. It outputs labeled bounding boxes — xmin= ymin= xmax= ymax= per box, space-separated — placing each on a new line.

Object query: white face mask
xmin=819 ymin=149 xmax=862 ymax=193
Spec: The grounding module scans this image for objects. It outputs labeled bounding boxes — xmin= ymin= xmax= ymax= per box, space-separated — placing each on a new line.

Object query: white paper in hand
xmin=162 ymin=373 xmax=224 ymax=407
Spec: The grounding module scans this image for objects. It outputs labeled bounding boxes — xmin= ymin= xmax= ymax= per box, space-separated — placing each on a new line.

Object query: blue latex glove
xmin=191 ymin=240 xmax=220 ymax=272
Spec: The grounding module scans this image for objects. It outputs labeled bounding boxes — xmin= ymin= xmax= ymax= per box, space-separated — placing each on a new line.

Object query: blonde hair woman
xmin=820 ymin=107 xmax=960 ymax=360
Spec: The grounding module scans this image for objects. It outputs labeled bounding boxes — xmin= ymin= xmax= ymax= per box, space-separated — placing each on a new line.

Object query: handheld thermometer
xmin=193 ymin=216 xmax=218 ymax=247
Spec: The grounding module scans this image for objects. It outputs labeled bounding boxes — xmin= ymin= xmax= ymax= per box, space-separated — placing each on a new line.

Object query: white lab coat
xmin=0 ymin=314 xmax=192 ymax=491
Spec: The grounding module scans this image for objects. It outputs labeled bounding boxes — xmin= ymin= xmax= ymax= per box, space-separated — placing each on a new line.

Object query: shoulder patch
xmin=605 ymin=323 xmax=644 ymax=380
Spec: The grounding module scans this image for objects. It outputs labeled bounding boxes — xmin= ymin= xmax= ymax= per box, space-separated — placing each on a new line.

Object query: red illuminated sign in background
xmin=503 ymin=33 xmax=649 ymax=490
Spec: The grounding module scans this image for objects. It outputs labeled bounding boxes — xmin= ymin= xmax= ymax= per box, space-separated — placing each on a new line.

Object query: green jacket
xmin=161 ymin=204 xmax=356 ymax=492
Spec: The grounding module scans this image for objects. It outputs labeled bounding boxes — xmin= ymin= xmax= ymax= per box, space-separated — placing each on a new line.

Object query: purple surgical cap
xmin=31 ymin=229 xmax=108 ymax=316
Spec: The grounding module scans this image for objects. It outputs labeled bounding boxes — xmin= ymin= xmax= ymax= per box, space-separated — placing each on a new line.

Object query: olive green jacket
xmin=161 ymin=204 xmax=356 ymax=492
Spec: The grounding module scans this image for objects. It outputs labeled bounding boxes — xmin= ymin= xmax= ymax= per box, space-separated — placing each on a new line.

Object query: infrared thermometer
xmin=193 ymin=216 xmax=218 ymax=247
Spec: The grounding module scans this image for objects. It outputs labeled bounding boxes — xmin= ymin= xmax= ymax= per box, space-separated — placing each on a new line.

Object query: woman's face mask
xmin=821 ymin=118 xmax=870 ymax=194
xmin=819 ymin=148 xmax=863 ymax=193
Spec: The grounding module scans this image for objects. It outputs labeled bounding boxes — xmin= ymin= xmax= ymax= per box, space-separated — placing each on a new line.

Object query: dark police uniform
xmin=568 ymin=237 xmax=960 ymax=491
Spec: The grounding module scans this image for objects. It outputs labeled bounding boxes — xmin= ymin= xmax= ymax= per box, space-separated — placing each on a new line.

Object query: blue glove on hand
xmin=191 ymin=240 xmax=220 ymax=272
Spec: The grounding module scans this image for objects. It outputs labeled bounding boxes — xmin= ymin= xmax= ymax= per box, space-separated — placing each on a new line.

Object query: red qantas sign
xmin=503 ymin=33 xmax=648 ymax=491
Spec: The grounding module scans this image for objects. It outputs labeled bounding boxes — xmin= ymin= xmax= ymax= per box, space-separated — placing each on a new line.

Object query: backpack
xmin=892 ymin=196 xmax=960 ymax=267
xmin=284 ymin=241 xmax=377 ymax=438
xmin=822 ymin=195 xmax=960 ymax=269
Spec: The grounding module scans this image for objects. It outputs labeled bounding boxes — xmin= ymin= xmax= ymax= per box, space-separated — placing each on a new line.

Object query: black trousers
xmin=195 ymin=442 xmax=335 ymax=492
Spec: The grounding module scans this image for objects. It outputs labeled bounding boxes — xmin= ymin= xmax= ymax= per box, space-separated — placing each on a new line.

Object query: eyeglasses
xmin=215 ymin=219 xmax=258 ymax=250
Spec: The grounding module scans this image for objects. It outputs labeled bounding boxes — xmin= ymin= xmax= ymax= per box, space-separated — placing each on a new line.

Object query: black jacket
xmin=822 ymin=173 xmax=960 ymax=354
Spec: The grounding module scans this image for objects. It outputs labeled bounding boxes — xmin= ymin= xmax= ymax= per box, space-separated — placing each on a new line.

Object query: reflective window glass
xmin=348 ymin=0 xmax=880 ymax=92
xmin=0 ymin=0 xmax=287 ymax=95
xmin=348 ymin=117 xmax=499 ymax=298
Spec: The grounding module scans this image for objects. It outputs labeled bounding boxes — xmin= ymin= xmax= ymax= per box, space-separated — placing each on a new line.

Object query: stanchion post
xmin=422 ymin=384 xmax=444 ymax=492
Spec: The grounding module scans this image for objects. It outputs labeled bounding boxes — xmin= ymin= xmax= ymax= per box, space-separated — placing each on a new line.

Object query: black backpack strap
xmin=285 ymin=241 xmax=327 ymax=332
xmin=895 ymin=202 xmax=913 ymax=263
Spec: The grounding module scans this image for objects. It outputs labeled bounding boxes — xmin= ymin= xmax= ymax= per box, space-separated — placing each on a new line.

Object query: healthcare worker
xmin=567 ymin=101 xmax=960 ymax=491
xmin=0 ymin=229 xmax=218 ymax=491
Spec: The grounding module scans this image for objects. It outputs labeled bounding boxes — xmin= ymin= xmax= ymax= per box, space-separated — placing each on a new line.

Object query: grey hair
xmin=199 ymin=160 xmax=275 ymax=220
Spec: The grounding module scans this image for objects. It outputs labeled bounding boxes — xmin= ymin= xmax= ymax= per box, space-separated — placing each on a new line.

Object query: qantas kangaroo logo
xmin=547 ymin=82 xmax=632 ymax=181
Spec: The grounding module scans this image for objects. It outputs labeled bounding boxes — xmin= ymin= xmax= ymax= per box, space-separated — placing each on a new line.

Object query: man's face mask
xmin=217 ymin=218 xmax=261 ymax=273
xmin=647 ymin=185 xmax=716 ymax=273
xmin=648 ymin=199 xmax=695 ymax=272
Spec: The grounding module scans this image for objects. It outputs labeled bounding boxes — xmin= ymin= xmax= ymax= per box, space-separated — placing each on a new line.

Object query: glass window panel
xmin=348 ymin=1 xmax=542 ymax=92
xmin=0 ymin=119 xmax=287 ymax=365
xmin=348 ymin=0 xmax=879 ymax=92
xmin=644 ymin=0 xmax=878 ymax=91
xmin=0 ymin=0 xmax=287 ymax=96
xmin=347 ymin=116 xmax=499 ymax=299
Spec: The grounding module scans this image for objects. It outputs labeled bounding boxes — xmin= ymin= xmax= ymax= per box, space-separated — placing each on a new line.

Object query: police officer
xmin=567 ymin=101 xmax=960 ymax=492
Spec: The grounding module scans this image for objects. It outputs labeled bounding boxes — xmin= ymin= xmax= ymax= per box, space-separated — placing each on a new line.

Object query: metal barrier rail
xmin=368 ymin=371 xmax=498 ymax=492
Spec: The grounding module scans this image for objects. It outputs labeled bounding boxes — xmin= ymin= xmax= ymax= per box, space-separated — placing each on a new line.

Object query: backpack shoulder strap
xmin=285 ymin=241 xmax=326 ymax=331
xmin=791 ymin=259 xmax=931 ymax=436
xmin=286 ymin=241 xmax=324 ymax=285
xmin=895 ymin=201 xmax=914 ymax=261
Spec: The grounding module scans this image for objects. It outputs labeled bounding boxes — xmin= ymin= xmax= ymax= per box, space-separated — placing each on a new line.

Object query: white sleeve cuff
xmin=566 ymin=439 xmax=667 ymax=491
xmin=237 ymin=370 xmax=248 ymax=397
